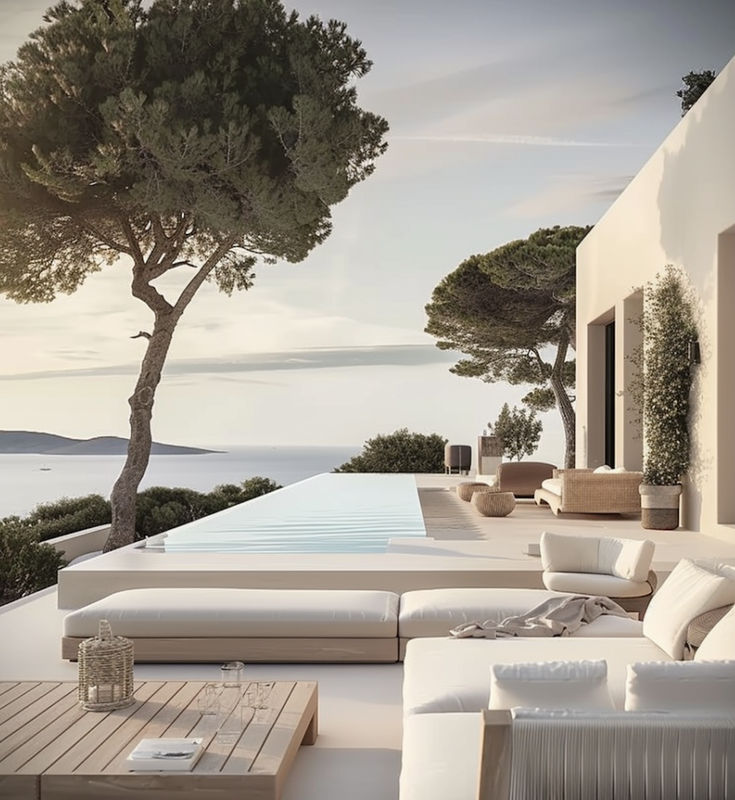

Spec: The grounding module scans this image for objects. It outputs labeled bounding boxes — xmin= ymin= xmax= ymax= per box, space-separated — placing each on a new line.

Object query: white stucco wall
xmin=577 ymin=55 xmax=735 ymax=538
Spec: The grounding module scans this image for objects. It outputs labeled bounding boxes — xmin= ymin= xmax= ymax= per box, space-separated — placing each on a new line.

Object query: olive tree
xmin=0 ymin=0 xmax=388 ymax=549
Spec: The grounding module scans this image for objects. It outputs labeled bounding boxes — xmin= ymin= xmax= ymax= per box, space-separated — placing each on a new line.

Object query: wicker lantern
xmin=78 ymin=619 xmax=135 ymax=711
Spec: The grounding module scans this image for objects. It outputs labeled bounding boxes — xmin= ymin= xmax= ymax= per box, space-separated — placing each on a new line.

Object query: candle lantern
xmin=78 ymin=619 xmax=135 ymax=711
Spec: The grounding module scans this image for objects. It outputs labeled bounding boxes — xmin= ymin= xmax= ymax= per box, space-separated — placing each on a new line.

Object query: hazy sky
xmin=1 ymin=0 xmax=734 ymax=458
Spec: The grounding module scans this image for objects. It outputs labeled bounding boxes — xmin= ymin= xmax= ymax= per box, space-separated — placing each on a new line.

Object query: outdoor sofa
xmin=399 ymin=558 xmax=735 ymax=799
xmin=534 ymin=467 xmax=643 ymax=515
xmin=62 ymin=586 xmax=645 ymax=663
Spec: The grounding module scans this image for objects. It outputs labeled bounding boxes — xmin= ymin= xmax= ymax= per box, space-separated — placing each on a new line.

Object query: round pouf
xmin=456 ymin=482 xmax=490 ymax=502
xmin=472 ymin=490 xmax=516 ymax=517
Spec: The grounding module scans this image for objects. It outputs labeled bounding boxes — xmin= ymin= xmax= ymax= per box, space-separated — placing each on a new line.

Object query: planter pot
xmin=639 ymin=484 xmax=682 ymax=530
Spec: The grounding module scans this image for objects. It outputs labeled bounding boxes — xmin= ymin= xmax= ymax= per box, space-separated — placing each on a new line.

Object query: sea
xmin=0 ymin=445 xmax=361 ymax=518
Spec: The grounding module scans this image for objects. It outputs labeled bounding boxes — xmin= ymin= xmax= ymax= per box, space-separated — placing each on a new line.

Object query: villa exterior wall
xmin=576 ymin=55 xmax=735 ymax=539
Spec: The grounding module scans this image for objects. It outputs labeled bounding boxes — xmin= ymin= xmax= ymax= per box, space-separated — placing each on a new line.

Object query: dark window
xmin=605 ymin=321 xmax=615 ymax=467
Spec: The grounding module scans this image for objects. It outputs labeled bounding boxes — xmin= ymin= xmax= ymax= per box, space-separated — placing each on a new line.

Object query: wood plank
xmin=0 ymin=773 xmax=39 ymax=800
xmin=48 ymin=682 xmax=186 ymax=774
xmin=218 ymin=682 xmax=295 ymax=776
xmin=43 ymin=773 xmax=256 ymax=800
xmin=4 ymin=682 xmax=161 ymax=774
xmin=0 ymin=684 xmax=76 ymax=745
xmin=251 ymin=682 xmax=317 ymax=783
xmin=102 ymin=681 xmax=205 ymax=774
xmin=0 ymin=683 xmax=20 ymax=700
xmin=63 ymin=637 xmax=398 ymax=663
xmin=0 ymin=683 xmax=39 ymax=712
xmin=0 ymin=690 xmax=79 ymax=767
xmin=70 ymin=682 xmax=175 ymax=774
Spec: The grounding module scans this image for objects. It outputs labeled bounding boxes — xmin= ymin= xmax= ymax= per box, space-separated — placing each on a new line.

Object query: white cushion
xmin=63 ymin=587 xmax=399 ymax=638
xmin=625 ymin=660 xmax=735 ymax=711
xmin=540 ymin=478 xmax=562 ymax=496
xmin=695 ymin=605 xmax=735 ymax=661
xmin=399 ymin=713 xmax=481 ymax=800
xmin=543 ymin=572 xmax=652 ymax=597
xmin=402 ymin=636 xmax=670 ymax=715
xmin=643 ymin=559 xmax=735 ymax=659
xmin=398 ymin=588 xmax=567 ymax=638
xmin=593 ymin=465 xmax=612 ymax=473
xmin=540 ymin=532 xmax=654 ymax=581
xmin=609 ymin=467 xmax=627 ymax=473
xmin=489 ymin=659 xmax=613 ymax=711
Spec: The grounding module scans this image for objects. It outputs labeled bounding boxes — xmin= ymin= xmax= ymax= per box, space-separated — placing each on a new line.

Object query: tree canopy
xmin=425 ymin=225 xmax=590 ymax=467
xmin=0 ymin=0 xmax=388 ymax=548
xmin=676 ymin=70 xmax=716 ymax=116
xmin=491 ymin=403 xmax=542 ymax=462
xmin=334 ymin=429 xmax=447 ymax=473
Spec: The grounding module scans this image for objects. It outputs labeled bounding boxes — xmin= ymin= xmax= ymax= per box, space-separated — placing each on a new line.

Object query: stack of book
xmin=126 ymin=737 xmax=205 ymax=771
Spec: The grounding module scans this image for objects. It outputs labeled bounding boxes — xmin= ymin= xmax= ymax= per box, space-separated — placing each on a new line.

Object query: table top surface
xmin=0 ymin=680 xmax=317 ymax=783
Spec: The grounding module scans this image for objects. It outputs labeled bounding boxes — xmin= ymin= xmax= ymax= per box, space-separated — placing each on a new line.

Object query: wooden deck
xmin=0 ymin=680 xmax=317 ymax=799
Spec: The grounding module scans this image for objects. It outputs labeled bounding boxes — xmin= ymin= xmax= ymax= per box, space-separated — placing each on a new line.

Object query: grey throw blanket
xmin=450 ymin=595 xmax=628 ymax=639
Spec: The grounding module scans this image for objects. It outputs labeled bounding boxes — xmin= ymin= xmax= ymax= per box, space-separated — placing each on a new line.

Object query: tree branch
xmin=130 ymin=330 xmax=151 ymax=340
xmin=172 ymin=236 xmax=237 ymax=317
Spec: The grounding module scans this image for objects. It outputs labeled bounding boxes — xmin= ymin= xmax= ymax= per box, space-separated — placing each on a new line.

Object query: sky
xmin=1 ymin=0 xmax=734 ymax=459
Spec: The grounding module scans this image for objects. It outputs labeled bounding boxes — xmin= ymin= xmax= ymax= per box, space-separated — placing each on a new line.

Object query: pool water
xmin=155 ymin=473 xmax=427 ymax=553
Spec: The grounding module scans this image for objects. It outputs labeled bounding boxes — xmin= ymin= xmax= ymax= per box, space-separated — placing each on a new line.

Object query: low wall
xmin=47 ymin=525 xmax=110 ymax=562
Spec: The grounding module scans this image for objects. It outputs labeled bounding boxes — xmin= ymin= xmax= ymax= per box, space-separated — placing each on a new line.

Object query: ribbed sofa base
xmin=62 ymin=635 xmax=399 ymax=663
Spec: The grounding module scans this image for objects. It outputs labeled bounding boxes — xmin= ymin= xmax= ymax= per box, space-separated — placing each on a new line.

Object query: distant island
xmin=0 ymin=431 xmax=220 ymax=456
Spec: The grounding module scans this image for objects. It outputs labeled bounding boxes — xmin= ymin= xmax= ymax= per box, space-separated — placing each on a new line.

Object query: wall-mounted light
xmin=688 ymin=339 xmax=701 ymax=365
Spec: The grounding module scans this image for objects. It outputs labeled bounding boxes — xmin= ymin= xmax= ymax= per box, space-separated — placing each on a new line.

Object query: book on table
xmin=126 ymin=737 xmax=205 ymax=772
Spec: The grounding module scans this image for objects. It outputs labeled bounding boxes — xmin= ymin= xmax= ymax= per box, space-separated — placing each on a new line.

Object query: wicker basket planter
xmin=78 ymin=619 xmax=135 ymax=711
xmin=456 ymin=482 xmax=491 ymax=502
xmin=472 ymin=490 xmax=516 ymax=517
xmin=639 ymin=484 xmax=681 ymax=530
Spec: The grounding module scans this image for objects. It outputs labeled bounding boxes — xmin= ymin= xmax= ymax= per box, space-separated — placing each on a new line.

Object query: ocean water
xmin=0 ymin=445 xmax=360 ymax=518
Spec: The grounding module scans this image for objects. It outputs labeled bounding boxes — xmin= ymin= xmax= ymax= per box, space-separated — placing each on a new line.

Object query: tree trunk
xmin=104 ymin=314 xmax=177 ymax=551
xmin=550 ymin=333 xmax=576 ymax=468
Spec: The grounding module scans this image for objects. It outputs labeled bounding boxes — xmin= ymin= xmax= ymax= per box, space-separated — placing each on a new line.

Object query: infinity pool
xmin=153 ymin=473 xmax=427 ymax=553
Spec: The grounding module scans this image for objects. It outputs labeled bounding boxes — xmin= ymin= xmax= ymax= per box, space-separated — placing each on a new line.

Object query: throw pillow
xmin=593 ymin=465 xmax=612 ymax=473
xmin=695 ymin=605 xmax=735 ymax=661
xmin=488 ymin=659 xmax=613 ymax=711
xmin=642 ymin=559 xmax=735 ymax=659
xmin=625 ymin=660 xmax=735 ymax=710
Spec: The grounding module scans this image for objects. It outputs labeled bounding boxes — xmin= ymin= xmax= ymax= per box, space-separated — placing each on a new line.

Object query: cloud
xmin=506 ymin=173 xmax=635 ymax=219
xmin=0 ymin=344 xmax=457 ymax=381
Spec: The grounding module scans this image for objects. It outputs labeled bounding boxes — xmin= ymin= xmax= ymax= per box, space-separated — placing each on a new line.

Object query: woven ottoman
xmin=456 ymin=482 xmax=489 ymax=502
xmin=471 ymin=490 xmax=515 ymax=516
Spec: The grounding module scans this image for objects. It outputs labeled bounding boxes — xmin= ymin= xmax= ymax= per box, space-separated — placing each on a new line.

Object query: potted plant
xmin=632 ymin=266 xmax=698 ymax=529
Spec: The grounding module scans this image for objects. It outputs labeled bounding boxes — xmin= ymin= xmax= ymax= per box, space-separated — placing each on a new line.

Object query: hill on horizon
xmin=0 ymin=431 xmax=219 ymax=456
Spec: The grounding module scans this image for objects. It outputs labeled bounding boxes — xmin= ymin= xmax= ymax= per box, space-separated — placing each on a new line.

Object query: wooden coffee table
xmin=0 ymin=680 xmax=317 ymax=799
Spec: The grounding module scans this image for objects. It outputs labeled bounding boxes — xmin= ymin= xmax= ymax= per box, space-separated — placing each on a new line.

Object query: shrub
xmin=0 ymin=519 xmax=67 ymax=605
xmin=21 ymin=494 xmax=111 ymax=542
xmin=334 ymin=429 xmax=447 ymax=473
xmin=491 ymin=403 xmax=543 ymax=461
xmin=134 ymin=487 xmax=217 ymax=539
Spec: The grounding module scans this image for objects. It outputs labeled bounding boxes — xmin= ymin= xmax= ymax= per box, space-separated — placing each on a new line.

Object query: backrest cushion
xmin=643 ymin=559 xmax=735 ymax=659
xmin=540 ymin=532 xmax=601 ymax=574
xmin=625 ymin=660 xmax=735 ymax=710
xmin=541 ymin=531 xmax=654 ymax=581
xmin=695 ymin=605 xmax=735 ymax=661
xmin=488 ymin=660 xmax=613 ymax=711
xmin=599 ymin=538 xmax=654 ymax=582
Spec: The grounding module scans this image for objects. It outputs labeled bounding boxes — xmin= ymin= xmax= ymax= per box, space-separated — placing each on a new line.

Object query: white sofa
xmin=399 ymin=560 xmax=735 ymax=798
xmin=63 ymin=585 xmax=645 ymax=663
xmin=400 ymin=709 xmax=735 ymax=800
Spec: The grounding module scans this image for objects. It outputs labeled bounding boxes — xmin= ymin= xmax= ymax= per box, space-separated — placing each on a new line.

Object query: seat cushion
xmin=543 ymin=572 xmax=652 ymax=598
xmin=63 ymin=587 xmax=399 ymax=638
xmin=399 ymin=588 xmax=566 ymax=638
xmin=540 ymin=478 xmax=562 ymax=496
xmin=398 ymin=587 xmax=643 ymax=638
xmin=402 ymin=636 xmax=670 ymax=716
xmin=399 ymin=712 xmax=482 ymax=800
